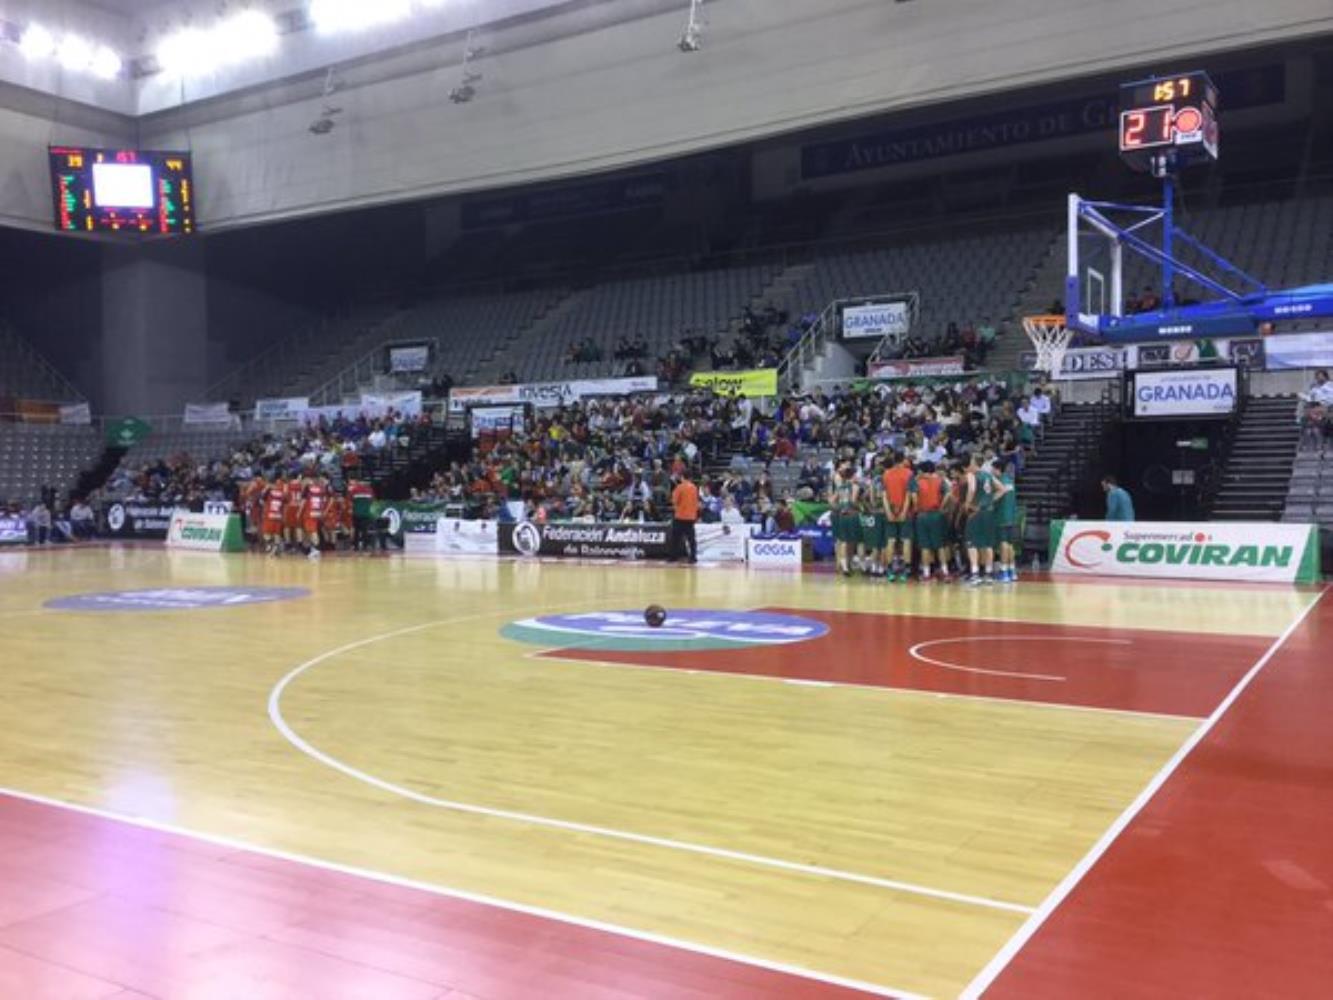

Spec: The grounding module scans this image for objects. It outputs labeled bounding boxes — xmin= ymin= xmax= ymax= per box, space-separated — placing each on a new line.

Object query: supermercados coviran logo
xmin=502 ymin=609 xmax=829 ymax=652
xmin=1063 ymin=526 xmax=1294 ymax=571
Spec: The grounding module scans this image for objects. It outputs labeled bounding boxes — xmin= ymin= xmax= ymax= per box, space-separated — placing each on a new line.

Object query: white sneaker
xmin=308 ymin=548 xmax=321 ymax=561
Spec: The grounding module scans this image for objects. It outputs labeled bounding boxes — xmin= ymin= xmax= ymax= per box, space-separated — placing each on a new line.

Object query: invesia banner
xmin=1050 ymin=520 xmax=1320 ymax=584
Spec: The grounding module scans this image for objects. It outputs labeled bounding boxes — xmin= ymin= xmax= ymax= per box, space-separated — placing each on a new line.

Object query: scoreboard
xmin=48 ymin=146 xmax=197 ymax=235
xmin=1118 ymin=71 xmax=1218 ymax=172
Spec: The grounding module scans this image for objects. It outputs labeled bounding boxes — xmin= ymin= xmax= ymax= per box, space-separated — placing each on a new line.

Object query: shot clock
xmin=1118 ymin=71 xmax=1218 ymax=173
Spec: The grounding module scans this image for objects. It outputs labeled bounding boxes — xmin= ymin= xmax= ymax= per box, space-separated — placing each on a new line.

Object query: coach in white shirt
xmin=1306 ymin=369 xmax=1333 ymax=406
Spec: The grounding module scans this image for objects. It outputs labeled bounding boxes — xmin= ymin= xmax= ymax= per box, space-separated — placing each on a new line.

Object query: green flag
xmin=105 ymin=417 xmax=152 ymax=447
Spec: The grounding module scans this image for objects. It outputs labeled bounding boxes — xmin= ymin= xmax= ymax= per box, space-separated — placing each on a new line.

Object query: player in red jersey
xmin=301 ymin=476 xmax=329 ymax=560
xmin=262 ymin=477 xmax=288 ymax=555
xmin=283 ymin=474 xmax=306 ymax=552
xmin=241 ymin=474 xmax=266 ymax=549
xmin=322 ymin=491 xmax=346 ymax=552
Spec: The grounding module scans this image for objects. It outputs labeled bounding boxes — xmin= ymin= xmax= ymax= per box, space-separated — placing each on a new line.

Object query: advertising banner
xmin=58 ymin=402 xmax=92 ymax=425
xmin=746 ymin=535 xmax=805 ymax=568
xmin=434 ymin=519 xmax=501 ymax=555
xmin=255 ymin=397 xmax=310 ymax=421
xmin=183 ymin=402 xmax=236 ymax=426
xmin=1050 ymin=520 xmax=1320 ymax=584
xmin=448 ymin=377 xmax=658 ymax=414
xmin=367 ymin=501 xmax=450 ymax=544
xmin=1130 ymin=339 xmax=1264 ymax=370
xmin=360 ymin=391 xmax=422 ymax=418
xmin=868 ymin=356 xmax=966 ymax=380
xmin=499 ymin=521 xmax=751 ymax=562
xmin=0 ymin=515 xmax=27 ymax=545
xmin=1131 ymin=368 xmax=1237 ymax=418
xmin=696 ymin=523 xmax=755 ymax=562
xmin=689 ymin=369 xmax=779 ymax=398
xmin=388 ymin=345 xmax=430 ymax=373
xmin=470 ymin=405 xmax=525 ymax=439
xmin=165 ymin=509 xmax=246 ymax=552
xmin=101 ymin=501 xmax=176 ymax=538
xmin=1021 ymin=346 xmax=1129 ymax=380
xmin=1263 ymin=331 xmax=1333 ymax=371
xmin=842 ymin=302 xmax=911 ymax=340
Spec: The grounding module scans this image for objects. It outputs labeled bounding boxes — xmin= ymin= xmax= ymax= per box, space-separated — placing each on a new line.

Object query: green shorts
xmin=914 ymin=511 xmax=946 ymax=551
xmin=997 ymin=522 xmax=1017 ymax=546
xmin=858 ymin=513 xmax=888 ymax=550
xmin=833 ymin=511 xmax=862 ymax=544
xmin=885 ymin=518 xmax=914 ymax=543
xmin=965 ymin=509 xmax=998 ymax=550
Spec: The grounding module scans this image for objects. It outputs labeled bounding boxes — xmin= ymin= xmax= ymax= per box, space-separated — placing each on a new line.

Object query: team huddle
xmin=239 ymin=473 xmax=369 ymax=559
xmin=829 ymin=453 xmax=1018 ymax=584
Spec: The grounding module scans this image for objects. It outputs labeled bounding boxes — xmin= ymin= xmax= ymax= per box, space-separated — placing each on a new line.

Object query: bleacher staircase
xmin=1209 ymin=395 xmax=1300 ymax=522
xmin=1018 ymin=401 xmax=1119 ymax=551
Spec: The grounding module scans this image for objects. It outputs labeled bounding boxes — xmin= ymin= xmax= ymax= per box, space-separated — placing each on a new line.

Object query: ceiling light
xmin=310 ymin=0 xmax=412 ymax=33
xmin=20 ymin=24 xmax=57 ymax=61
xmin=58 ymin=35 xmax=95 ymax=73
xmin=90 ymin=46 xmax=123 ymax=80
xmin=158 ymin=28 xmax=219 ymax=77
xmin=216 ymin=10 xmax=280 ymax=60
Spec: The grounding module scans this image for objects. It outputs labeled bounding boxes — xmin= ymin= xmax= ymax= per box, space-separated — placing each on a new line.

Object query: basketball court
xmin=0 ymin=546 xmax=1328 ymax=998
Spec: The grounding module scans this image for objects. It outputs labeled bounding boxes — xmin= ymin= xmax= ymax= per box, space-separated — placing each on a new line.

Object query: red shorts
xmin=263 ymin=518 xmax=283 ymax=536
xmin=303 ymin=518 xmax=322 ymax=536
xmin=284 ymin=507 xmax=300 ymax=529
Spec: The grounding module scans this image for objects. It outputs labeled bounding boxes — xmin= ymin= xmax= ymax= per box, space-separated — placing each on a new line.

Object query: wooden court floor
xmin=0 ymin=545 xmax=1327 ymax=999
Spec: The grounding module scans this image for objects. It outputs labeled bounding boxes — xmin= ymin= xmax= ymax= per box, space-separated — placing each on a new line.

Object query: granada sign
xmin=1050 ymin=520 xmax=1320 ymax=584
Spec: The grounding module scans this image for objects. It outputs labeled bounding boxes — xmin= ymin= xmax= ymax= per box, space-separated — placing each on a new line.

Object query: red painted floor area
xmin=546 ymin=610 xmax=1271 ymax=717
xmin=0 ymin=795 xmax=877 ymax=1000
xmin=981 ymin=590 xmax=1333 ymax=1000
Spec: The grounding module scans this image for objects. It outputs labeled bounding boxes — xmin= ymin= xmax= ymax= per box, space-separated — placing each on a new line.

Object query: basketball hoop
xmin=1023 ymin=315 xmax=1073 ymax=380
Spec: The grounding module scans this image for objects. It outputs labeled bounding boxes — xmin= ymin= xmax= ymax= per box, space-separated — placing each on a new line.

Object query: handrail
xmin=776 ymin=292 xmax=920 ymax=392
xmin=0 ymin=324 xmax=86 ymax=403
xmin=308 ymin=327 xmax=432 ymax=407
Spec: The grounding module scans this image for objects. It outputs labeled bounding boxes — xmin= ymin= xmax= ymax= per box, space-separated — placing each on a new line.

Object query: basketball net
xmin=1022 ymin=314 xmax=1073 ymax=380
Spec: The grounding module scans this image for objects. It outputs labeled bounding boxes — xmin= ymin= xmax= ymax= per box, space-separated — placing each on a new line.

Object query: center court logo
xmin=502 ymin=609 xmax=829 ymax=652
xmin=45 ymin=586 xmax=310 ymax=612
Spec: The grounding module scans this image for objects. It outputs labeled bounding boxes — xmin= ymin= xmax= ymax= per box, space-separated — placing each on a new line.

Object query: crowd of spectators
xmin=97 ymin=411 xmax=426 ymax=510
xmin=416 ymin=375 xmax=1045 ymax=528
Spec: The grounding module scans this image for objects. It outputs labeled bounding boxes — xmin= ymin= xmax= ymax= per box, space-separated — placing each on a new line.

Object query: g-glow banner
xmin=1131 ymin=368 xmax=1237 ymax=418
xmin=689 ymin=369 xmax=779 ymax=398
xmin=1050 ymin=520 xmax=1320 ymax=584
xmin=842 ymin=302 xmax=911 ymax=340
xmin=868 ymin=356 xmax=966 ymax=380
xmin=448 ymin=377 xmax=658 ymax=414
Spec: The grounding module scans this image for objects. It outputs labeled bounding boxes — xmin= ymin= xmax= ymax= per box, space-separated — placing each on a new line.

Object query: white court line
xmin=525 ymin=647 xmax=1204 ymax=724
xmin=958 ymin=584 xmax=1328 ymax=1000
xmin=0 ymin=785 xmax=923 ymax=1000
xmin=268 ymin=621 xmax=1034 ymax=916
xmin=908 ymin=636 xmax=1132 ymax=683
